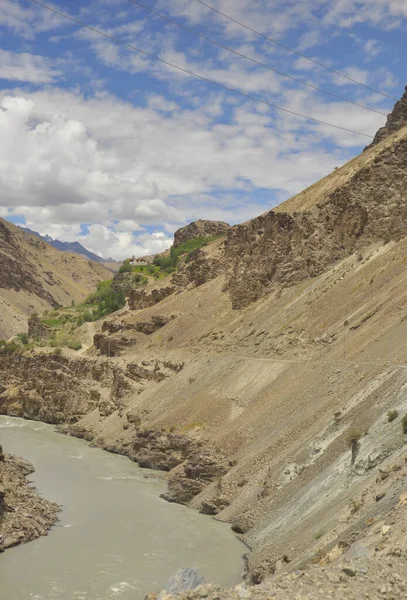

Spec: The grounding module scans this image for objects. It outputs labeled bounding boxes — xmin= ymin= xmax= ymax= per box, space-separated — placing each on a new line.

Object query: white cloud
xmin=0 ymin=0 xmax=67 ymax=39
xmin=297 ymin=30 xmax=323 ymax=51
xmin=0 ymin=0 xmax=404 ymax=260
xmin=364 ymin=39 xmax=382 ymax=58
xmin=0 ymin=49 xmax=62 ymax=83
xmin=1 ymin=85 xmax=379 ymax=259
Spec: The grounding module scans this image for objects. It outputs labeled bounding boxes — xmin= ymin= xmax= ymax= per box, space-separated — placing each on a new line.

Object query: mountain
xmin=0 ymin=218 xmax=112 ymax=338
xmin=19 ymin=227 xmax=109 ymax=263
xmin=3 ymin=88 xmax=407 ymax=596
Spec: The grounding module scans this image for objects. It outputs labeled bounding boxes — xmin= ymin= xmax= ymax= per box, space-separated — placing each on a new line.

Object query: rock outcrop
xmin=0 ymin=351 xmax=137 ymax=423
xmin=173 ymin=220 xmax=230 ymax=248
xmin=366 ymin=85 xmax=407 ymax=149
xmin=128 ymin=286 xmax=175 ymax=311
xmin=149 ymin=568 xmax=204 ymax=600
xmin=224 ymin=134 xmax=407 ymax=307
xmin=172 ymin=248 xmax=226 ymax=289
xmin=0 ymin=449 xmax=60 ymax=551
xmin=128 ymin=428 xmax=231 ymax=504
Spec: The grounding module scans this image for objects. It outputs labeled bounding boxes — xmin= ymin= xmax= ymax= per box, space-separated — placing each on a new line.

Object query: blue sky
xmin=0 ymin=0 xmax=405 ymax=259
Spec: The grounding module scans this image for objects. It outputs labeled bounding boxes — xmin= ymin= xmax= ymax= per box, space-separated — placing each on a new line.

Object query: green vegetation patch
xmin=17 ymin=279 xmax=126 ymax=353
xmin=154 ymin=234 xmax=226 ymax=274
xmin=84 ymin=280 xmax=126 ymax=318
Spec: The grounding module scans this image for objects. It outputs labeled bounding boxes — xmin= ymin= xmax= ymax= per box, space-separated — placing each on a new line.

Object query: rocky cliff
xmin=224 ymin=132 xmax=407 ymax=307
xmin=173 ymin=219 xmax=230 ymax=247
xmin=366 ymin=84 xmax=407 ymax=149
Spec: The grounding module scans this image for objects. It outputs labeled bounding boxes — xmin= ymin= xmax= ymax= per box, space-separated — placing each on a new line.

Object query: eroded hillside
xmin=0 ymin=218 xmax=111 ymax=338
xmin=2 ymin=89 xmax=407 ymax=590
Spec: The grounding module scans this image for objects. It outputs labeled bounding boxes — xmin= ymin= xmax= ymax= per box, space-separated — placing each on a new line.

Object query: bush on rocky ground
xmin=388 ymin=409 xmax=399 ymax=423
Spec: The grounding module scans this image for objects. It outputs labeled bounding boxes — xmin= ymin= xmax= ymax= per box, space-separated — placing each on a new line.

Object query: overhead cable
xmin=128 ymin=0 xmax=388 ymax=117
xmin=193 ymin=0 xmax=398 ymax=101
xmin=28 ymin=0 xmax=375 ymax=139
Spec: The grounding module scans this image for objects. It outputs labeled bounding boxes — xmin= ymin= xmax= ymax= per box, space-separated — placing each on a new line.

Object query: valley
xmin=2 ymin=88 xmax=407 ymax=599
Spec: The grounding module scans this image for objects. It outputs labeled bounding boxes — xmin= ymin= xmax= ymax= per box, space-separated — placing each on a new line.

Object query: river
xmin=0 ymin=417 xmax=244 ymax=600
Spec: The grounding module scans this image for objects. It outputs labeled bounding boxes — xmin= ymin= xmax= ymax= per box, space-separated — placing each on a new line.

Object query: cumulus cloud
xmin=0 ymin=0 xmax=404 ymax=260
xmin=0 ymin=84 xmax=388 ymax=260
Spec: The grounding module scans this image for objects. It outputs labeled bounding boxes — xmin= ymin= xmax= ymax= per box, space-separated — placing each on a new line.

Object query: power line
xmin=128 ymin=0 xmax=388 ymax=117
xmin=193 ymin=0 xmax=398 ymax=102
xmin=28 ymin=0 xmax=374 ymax=139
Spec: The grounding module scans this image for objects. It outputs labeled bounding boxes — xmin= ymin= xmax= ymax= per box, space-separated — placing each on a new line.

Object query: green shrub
xmin=0 ymin=340 xmax=21 ymax=354
xmin=17 ymin=332 xmax=29 ymax=345
xmin=42 ymin=317 xmax=63 ymax=327
xmin=67 ymin=340 xmax=82 ymax=351
xmin=83 ymin=310 xmax=94 ymax=322
xmin=402 ymin=414 xmax=407 ymax=434
xmin=119 ymin=260 xmax=132 ymax=273
xmin=345 ymin=428 xmax=362 ymax=448
xmin=85 ymin=280 xmax=125 ymax=318
xmin=53 ymin=347 xmax=62 ymax=356
xmin=387 ymin=409 xmax=399 ymax=423
xmin=133 ymin=274 xmax=148 ymax=286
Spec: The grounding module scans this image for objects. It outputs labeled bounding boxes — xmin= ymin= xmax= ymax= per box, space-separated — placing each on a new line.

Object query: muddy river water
xmin=0 ymin=417 xmax=244 ymax=600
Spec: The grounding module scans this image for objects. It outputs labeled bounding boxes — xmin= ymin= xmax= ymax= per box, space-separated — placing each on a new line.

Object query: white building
xmin=129 ymin=256 xmax=148 ymax=267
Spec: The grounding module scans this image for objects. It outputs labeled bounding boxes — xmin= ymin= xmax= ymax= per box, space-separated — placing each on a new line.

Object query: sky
xmin=0 ymin=0 xmax=405 ymax=260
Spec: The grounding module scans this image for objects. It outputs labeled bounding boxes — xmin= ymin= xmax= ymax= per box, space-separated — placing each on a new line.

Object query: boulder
xmin=158 ymin=568 xmax=205 ymax=599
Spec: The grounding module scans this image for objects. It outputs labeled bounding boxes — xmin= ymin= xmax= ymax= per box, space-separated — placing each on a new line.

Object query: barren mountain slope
xmin=3 ymin=90 xmax=407 ymax=590
xmin=275 ymin=87 xmax=407 ymax=215
xmin=0 ymin=218 xmax=111 ymax=338
xmin=224 ymin=122 xmax=407 ymax=307
xmin=3 ymin=235 xmax=407 ymax=579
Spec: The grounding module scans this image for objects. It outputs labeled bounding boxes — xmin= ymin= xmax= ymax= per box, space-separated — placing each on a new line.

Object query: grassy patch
xmin=67 ymin=340 xmax=82 ymax=351
xmin=20 ymin=280 xmax=126 ymax=352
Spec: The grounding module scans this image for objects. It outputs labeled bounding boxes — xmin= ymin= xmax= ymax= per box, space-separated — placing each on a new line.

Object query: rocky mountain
xmin=0 ymin=218 xmax=111 ymax=338
xmin=173 ymin=219 xmax=230 ymax=247
xmin=3 ymin=89 xmax=407 ymax=597
xmin=366 ymin=84 xmax=407 ymax=149
xmin=19 ymin=227 xmax=109 ymax=263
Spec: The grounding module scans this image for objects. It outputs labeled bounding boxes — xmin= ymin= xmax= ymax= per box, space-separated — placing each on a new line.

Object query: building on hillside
xmin=129 ymin=256 xmax=148 ymax=267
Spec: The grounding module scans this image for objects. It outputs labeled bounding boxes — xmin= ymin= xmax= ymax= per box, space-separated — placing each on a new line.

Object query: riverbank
xmin=0 ymin=417 xmax=244 ymax=600
xmin=0 ymin=444 xmax=60 ymax=551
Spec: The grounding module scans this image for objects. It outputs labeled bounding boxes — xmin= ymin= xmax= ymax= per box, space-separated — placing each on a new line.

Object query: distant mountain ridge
xmin=0 ymin=218 xmax=111 ymax=338
xmin=20 ymin=227 xmax=110 ymax=263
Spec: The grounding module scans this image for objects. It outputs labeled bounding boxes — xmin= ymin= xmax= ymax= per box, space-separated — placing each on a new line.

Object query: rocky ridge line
xmin=366 ymin=84 xmax=407 ymax=149
xmin=173 ymin=220 xmax=230 ymax=248
xmin=223 ymin=134 xmax=407 ymax=307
